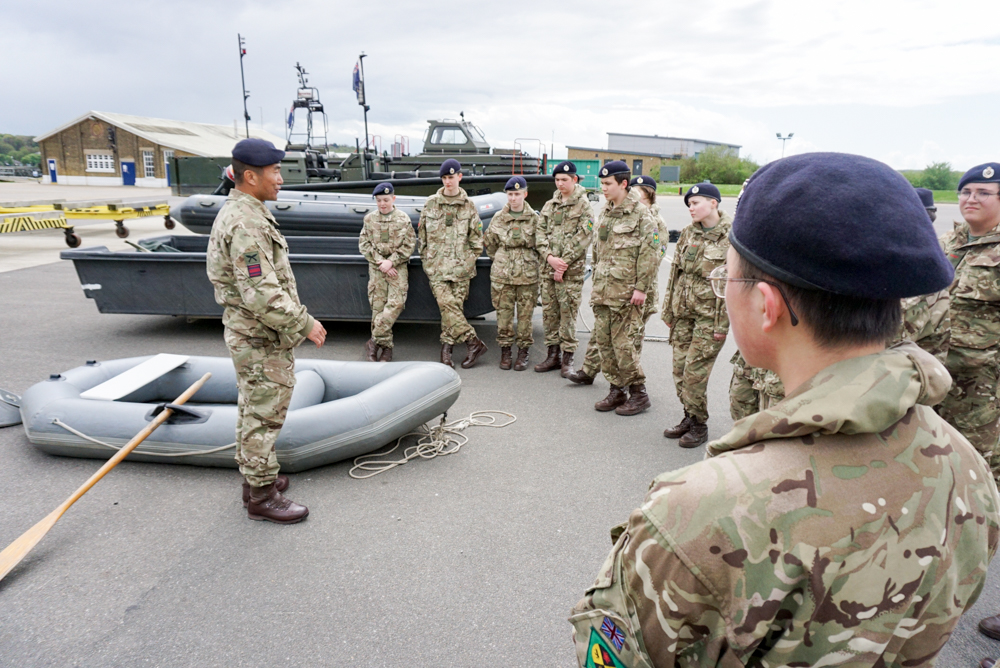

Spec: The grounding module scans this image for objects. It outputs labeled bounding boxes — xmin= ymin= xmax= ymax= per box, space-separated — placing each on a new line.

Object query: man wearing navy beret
xmin=206 ymin=138 xmax=326 ymax=523
xmin=417 ymin=159 xmax=488 ymax=368
xmin=570 ymin=153 xmax=999 ymax=667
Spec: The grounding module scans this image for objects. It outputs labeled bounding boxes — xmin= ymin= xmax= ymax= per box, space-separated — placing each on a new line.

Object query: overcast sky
xmin=5 ymin=0 xmax=999 ymax=170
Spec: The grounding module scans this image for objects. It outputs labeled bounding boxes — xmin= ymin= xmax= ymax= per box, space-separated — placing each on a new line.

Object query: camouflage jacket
xmin=941 ymin=220 xmax=1000 ymax=355
xmin=536 ymin=184 xmax=594 ymax=279
xmin=731 ymin=351 xmax=785 ymax=410
xmin=571 ymin=343 xmax=999 ymax=668
xmin=664 ymin=212 xmax=732 ymax=335
xmin=892 ymin=289 xmax=951 ymax=365
xmin=484 ymin=202 xmax=540 ymax=285
xmin=647 ymin=202 xmax=669 ymax=261
xmin=206 ymin=190 xmax=314 ymax=349
xmin=591 ymin=195 xmax=661 ymax=307
xmin=358 ymin=207 xmax=417 ymax=269
xmin=417 ymin=187 xmax=484 ymax=282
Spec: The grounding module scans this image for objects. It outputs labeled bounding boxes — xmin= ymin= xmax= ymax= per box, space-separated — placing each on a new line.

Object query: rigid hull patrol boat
xmin=19 ymin=355 xmax=461 ymax=472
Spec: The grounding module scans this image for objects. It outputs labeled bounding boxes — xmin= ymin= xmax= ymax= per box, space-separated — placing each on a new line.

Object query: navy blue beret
xmin=630 ymin=175 xmax=657 ymax=189
xmin=731 ymin=152 xmax=953 ymax=300
xmin=232 ymin=138 xmax=285 ymax=167
xmin=599 ymin=161 xmax=630 ymax=177
xmin=439 ymin=159 xmax=462 ymax=177
xmin=684 ymin=182 xmax=721 ymax=206
xmin=552 ymin=161 xmax=579 ymax=176
xmin=914 ymin=187 xmax=934 ymax=209
xmin=372 ymin=182 xmax=394 ymax=197
xmin=504 ymin=176 xmax=527 ymax=191
xmin=958 ymin=162 xmax=1000 ymax=192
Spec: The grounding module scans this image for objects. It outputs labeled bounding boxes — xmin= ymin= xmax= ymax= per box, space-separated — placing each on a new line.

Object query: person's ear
xmin=758 ymin=283 xmax=785 ymax=332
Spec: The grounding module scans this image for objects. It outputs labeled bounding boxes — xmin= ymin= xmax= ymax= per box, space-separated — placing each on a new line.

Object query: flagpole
xmin=238 ymin=34 xmax=251 ymax=139
xmin=359 ymin=52 xmax=370 ymax=156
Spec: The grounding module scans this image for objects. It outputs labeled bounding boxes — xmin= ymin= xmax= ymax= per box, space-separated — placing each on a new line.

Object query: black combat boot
xmin=513 ymin=348 xmax=530 ymax=371
xmin=462 ymin=336 xmax=488 ymax=369
xmin=678 ymin=420 xmax=709 ymax=448
xmin=616 ymin=384 xmax=651 ymax=416
xmin=242 ymin=474 xmax=289 ymax=508
xmin=440 ymin=343 xmax=454 ymax=367
xmin=595 ymin=385 xmax=628 ymax=412
xmin=663 ymin=412 xmax=694 ymax=439
xmin=246 ymin=483 xmax=309 ymax=524
xmin=364 ymin=338 xmax=379 ymax=362
xmin=567 ymin=369 xmax=595 ymax=385
xmin=499 ymin=346 xmax=513 ymax=370
xmin=378 ymin=346 xmax=393 ymax=362
xmin=560 ymin=351 xmax=575 ymax=378
xmin=534 ymin=345 xmax=561 ymax=372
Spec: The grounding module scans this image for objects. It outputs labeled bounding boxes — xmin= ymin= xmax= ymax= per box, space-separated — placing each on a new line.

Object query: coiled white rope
xmin=51 ymin=418 xmax=237 ymax=457
xmin=349 ymin=410 xmax=516 ymax=480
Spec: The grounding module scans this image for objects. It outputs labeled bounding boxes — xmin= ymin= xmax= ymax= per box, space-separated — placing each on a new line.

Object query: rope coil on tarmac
xmin=349 ymin=410 xmax=516 ymax=480
xmin=51 ymin=418 xmax=237 ymax=457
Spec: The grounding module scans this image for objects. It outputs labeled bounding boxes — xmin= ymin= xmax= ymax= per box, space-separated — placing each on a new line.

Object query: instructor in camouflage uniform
xmin=206 ymin=138 xmax=325 ymax=524
xmin=662 ymin=182 xmax=731 ymax=447
xmin=587 ymin=161 xmax=659 ymax=416
xmin=938 ymin=163 xmax=1000 ymax=482
xmin=417 ymin=159 xmax=488 ymax=369
xmin=535 ymin=161 xmax=594 ymax=376
xmin=358 ymin=182 xmax=417 ymax=362
xmin=484 ymin=176 xmax=540 ymax=371
xmin=570 ymin=153 xmax=999 ymax=668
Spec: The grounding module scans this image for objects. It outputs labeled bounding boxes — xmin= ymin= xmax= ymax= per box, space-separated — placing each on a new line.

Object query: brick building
xmin=35 ymin=111 xmax=284 ymax=187
xmin=567 ymin=132 xmax=741 ymax=178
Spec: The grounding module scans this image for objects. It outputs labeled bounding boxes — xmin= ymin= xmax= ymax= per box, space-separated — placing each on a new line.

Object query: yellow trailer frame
xmin=0 ymin=211 xmax=80 ymax=247
xmin=54 ymin=200 xmax=175 ymax=239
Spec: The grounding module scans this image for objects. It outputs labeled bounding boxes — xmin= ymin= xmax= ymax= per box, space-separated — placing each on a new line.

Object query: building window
xmin=142 ymin=150 xmax=156 ymax=178
xmin=86 ymin=153 xmax=115 ymax=173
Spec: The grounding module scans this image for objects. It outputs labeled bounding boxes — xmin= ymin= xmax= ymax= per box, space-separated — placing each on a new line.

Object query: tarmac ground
xmin=0 ymin=182 xmax=995 ymax=667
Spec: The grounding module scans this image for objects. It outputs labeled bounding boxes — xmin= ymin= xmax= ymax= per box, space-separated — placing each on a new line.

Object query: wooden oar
xmin=0 ymin=372 xmax=211 ymax=583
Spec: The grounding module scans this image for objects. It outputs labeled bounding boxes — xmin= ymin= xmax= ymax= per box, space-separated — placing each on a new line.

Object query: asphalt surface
xmin=1 ymin=194 xmax=997 ymax=667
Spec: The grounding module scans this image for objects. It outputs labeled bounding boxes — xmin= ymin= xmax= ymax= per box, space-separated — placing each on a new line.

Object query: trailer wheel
xmin=115 ymin=225 xmax=130 ymax=239
xmin=65 ymin=233 xmax=82 ymax=248
xmin=164 ymin=216 xmax=176 ymax=230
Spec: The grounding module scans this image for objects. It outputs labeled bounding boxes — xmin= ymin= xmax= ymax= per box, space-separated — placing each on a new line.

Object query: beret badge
xmin=563 ymin=165 xmax=570 ymax=171
xmin=383 ymin=187 xmax=389 ymax=194
xmin=515 ymin=183 xmax=520 ymax=189
xmin=601 ymin=168 xmax=608 ymax=176
xmin=449 ymin=167 xmax=455 ymax=174
xmin=691 ymin=185 xmax=700 ymax=194
xmin=986 ymin=166 xmax=996 ymax=179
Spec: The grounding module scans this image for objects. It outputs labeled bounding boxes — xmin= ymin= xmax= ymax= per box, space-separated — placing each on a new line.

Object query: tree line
xmin=0 ymin=134 xmax=41 ymax=166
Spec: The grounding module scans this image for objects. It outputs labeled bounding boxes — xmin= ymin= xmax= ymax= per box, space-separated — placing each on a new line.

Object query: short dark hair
xmin=612 ymin=172 xmax=630 ymax=187
xmin=638 ymin=184 xmax=656 ymax=205
xmin=735 ymin=252 xmax=900 ymax=348
xmin=231 ymin=158 xmax=263 ymax=185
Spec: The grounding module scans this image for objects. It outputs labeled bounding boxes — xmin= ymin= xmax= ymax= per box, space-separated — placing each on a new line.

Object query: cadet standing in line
xmin=483 ymin=176 xmax=540 ymax=371
xmin=534 ymin=161 xmax=594 ymax=377
xmin=569 ymin=153 xmax=999 ymax=668
xmin=569 ymin=175 xmax=667 ymax=386
xmin=937 ymin=164 xmax=1000 ymax=482
xmin=358 ymin=182 xmax=417 ymax=362
xmin=206 ymin=138 xmax=325 ymax=524
xmin=587 ymin=161 xmax=659 ymax=416
xmin=417 ymin=159 xmax=488 ymax=369
xmin=662 ymin=182 xmax=731 ymax=447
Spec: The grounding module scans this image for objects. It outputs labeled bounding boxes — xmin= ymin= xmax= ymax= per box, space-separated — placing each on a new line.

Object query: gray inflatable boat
xmin=19 ymin=355 xmax=461 ymax=472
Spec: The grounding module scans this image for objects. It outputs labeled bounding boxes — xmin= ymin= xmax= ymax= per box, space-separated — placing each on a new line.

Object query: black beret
xmin=372 ymin=182 xmax=394 ymax=197
xmin=439 ymin=159 xmax=462 ymax=177
xmin=958 ymin=162 xmax=1000 ymax=192
xmin=599 ymin=160 xmax=630 ymax=177
xmin=730 ymin=152 xmax=953 ymax=300
xmin=684 ymin=182 xmax=721 ymax=206
xmin=504 ymin=176 xmax=527 ymax=191
xmin=914 ymin=187 xmax=934 ymax=209
xmin=630 ymin=175 xmax=657 ymax=189
xmin=552 ymin=161 xmax=578 ymax=176
xmin=232 ymin=138 xmax=285 ymax=167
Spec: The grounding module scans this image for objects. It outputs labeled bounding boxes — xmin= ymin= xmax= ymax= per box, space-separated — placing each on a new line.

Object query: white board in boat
xmin=80 ymin=354 xmax=190 ymax=401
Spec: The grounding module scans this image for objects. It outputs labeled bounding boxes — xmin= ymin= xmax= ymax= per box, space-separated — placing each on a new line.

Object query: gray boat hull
xmin=20 ymin=356 xmax=461 ymax=472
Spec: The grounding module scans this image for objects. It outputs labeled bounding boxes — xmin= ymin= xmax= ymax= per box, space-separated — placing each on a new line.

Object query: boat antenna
xmin=238 ymin=34 xmax=251 ymax=138
xmin=354 ymin=53 xmax=371 ymax=157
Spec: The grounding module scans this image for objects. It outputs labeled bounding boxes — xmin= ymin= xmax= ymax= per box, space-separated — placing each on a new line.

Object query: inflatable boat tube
xmin=20 ymin=356 xmax=461 ymax=472
xmin=0 ymin=389 xmax=20 ymax=427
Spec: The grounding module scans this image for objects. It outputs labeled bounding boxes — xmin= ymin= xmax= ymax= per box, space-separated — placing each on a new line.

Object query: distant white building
xmin=35 ymin=111 xmax=285 ymax=187
xmin=567 ymin=132 xmax=741 ymax=178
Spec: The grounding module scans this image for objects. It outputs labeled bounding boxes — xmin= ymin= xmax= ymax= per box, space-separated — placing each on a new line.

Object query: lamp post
xmin=776 ymin=132 xmax=794 ymax=158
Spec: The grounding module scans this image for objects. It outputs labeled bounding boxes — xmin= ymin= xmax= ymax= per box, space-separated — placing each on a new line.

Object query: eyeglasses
xmin=959 ymin=189 xmax=1000 ymax=203
xmin=709 ymin=266 xmax=800 ymax=326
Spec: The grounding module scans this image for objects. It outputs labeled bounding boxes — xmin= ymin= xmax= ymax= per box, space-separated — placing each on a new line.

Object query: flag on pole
xmin=287 ymin=107 xmax=295 ymax=131
xmin=352 ymin=61 xmax=365 ymax=106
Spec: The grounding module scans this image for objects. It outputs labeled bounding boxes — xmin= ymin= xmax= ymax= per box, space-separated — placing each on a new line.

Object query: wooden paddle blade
xmin=0 ymin=506 xmax=64 ymax=583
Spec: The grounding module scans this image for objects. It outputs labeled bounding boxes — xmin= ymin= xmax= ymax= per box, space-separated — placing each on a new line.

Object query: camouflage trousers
xmin=224 ymin=328 xmax=295 ymax=487
xmin=581 ymin=287 xmax=658 ymax=377
xmin=491 ymin=281 xmax=538 ymax=349
xmin=729 ymin=351 xmax=759 ymax=421
xmin=592 ymin=303 xmax=646 ymax=388
xmin=430 ymin=279 xmax=476 ymax=345
xmin=368 ymin=265 xmax=409 ymax=348
xmin=670 ymin=316 xmax=725 ymax=422
xmin=939 ymin=346 xmax=1000 ymax=480
xmin=540 ymin=275 xmax=584 ymax=353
